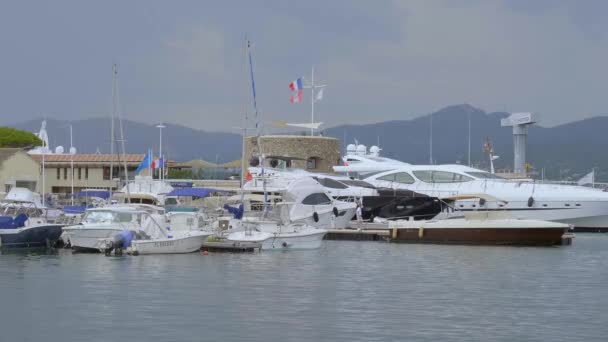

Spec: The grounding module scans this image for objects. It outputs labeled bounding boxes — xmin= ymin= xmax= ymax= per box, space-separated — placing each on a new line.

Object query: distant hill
xmin=323 ymin=104 xmax=608 ymax=181
xmin=12 ymin=118 xmax=242 ymax=164
xmin=8 ymin=104 xmax=608 ymax=181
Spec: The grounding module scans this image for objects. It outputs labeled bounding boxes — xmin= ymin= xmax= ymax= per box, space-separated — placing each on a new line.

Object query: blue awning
xmin=167 ymin=187 xmax=226 ymax=198
xmin=75 ymin=190 xmax=110 ymax=200
xmin=63 ymin=205 xmax=89 ymax=214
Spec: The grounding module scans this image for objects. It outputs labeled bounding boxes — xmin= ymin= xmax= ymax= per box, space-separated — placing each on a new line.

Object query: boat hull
xmin=227 ymin=228 xmax=327 ymax=250
xmin=64 ymin=228 xmax=125 ymax=251
xmin=261 ymin=229 xmax=327 ymax=250
xmin=0 ymin=224 xmax=64 ymax=248
xmin=130 ymin=232 xmax=211 ymax=254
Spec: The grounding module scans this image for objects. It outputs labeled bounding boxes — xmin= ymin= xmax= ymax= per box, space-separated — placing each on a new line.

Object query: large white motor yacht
xmin=334 ymin=144 xmax=608 ymax=230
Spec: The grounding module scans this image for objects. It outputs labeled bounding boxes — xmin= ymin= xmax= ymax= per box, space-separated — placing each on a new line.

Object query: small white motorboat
xmin=100 ymin=211 xmax=212 ymax=254
xmin=226 ymin=220 xmax=327 ymax=250
xmin=129 ymin=230 xmax=212 ymax=255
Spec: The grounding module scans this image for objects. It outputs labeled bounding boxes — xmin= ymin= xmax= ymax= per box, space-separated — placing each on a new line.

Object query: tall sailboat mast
xmin=246 ymin=39 xmax=268 ymax=216
xmin=110 ymin=64 xmax=117 ymax=198
xmin=112 ymin=64 xmax=130 ymax=201
xmin=239 ymin=38 xmax=249 ymax=188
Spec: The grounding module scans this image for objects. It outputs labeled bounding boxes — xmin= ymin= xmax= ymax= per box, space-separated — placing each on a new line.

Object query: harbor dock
xmin=325 ymin=223 xmax=575 ymax=246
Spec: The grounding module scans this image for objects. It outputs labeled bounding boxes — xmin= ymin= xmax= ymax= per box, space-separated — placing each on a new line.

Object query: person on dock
xmin=356 ymin=200 xmax=363 ymax=231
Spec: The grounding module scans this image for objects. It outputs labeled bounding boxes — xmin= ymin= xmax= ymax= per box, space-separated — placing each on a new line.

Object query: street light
xmin=156 ymin=123 xmax=166 ymax=180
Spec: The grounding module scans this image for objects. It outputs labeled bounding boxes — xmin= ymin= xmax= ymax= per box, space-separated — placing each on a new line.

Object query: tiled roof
xmin=30 ymin=154 xmax=145 ymax=163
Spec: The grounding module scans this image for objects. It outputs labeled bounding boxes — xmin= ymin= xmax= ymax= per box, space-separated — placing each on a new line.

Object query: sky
xmin=1 ymin=0 xmax=607 ymax=132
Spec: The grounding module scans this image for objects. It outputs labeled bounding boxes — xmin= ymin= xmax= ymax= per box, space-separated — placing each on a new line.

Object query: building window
xmin=85 ymin=167 xmax=89 ymax=180
xmin=64 ymin=168 xmax=68 ymax=180
xmin=78 ymin=168 xmax=82 ymax=180
xmin=56 ymin=168 xmax=60 ymax=180
xmin=306 ymin=157 xmax=318 ymax=170
xmin=103 ymin=167 xmax=110 ymax=180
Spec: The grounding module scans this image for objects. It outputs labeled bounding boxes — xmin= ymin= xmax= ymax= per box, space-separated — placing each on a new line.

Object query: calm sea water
xmin=1 ymin=235 xmax=608 ymax=342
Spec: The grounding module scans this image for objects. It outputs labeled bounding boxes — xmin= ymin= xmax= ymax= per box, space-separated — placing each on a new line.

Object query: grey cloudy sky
xmin=1 ymin=0 xmax=607 ymax=131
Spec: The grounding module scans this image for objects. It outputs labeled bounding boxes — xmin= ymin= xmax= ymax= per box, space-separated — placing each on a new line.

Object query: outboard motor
xmin=104 ymin=230 xmax=135 ymax=256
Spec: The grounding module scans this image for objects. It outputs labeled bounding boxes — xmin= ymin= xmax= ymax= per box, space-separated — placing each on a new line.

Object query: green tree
xmin=167 ymin=169 xmax=193 ymax=179
xmin=0 ymin=127 xmax=43 ymax=148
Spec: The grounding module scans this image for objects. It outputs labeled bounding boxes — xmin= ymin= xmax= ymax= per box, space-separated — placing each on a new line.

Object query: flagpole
xmin=156 ymin=123 xmax=165 ymax=181
xmin=311 ymin=66 xmax=314 ymax=136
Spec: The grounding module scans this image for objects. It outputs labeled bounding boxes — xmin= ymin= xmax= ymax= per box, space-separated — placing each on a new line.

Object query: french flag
xmin=289 ymin=78 xmax=303 ymax=92
xmin=290 ymin=90 xmax=303 ymax=104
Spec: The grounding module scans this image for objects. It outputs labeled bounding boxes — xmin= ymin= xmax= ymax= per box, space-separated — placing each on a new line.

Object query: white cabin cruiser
xmin=334 ymin=146 xmax=608 ymax=230
xmin=62 ymin=205 xmax=166 ymax=251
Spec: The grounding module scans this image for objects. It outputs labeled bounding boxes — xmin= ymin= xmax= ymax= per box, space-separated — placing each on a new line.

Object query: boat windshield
xmin=465 ymin=172 xmax=504 ymax=180
xmin=341 ymin=180 xmax=376 ymax=189
xmin=314 ymin=177 xmax=349 ymax=189
xmin=83 ymin=211 xmax=133 ymax=223
xmin=413 ymin=171 xmax=474 ymax=183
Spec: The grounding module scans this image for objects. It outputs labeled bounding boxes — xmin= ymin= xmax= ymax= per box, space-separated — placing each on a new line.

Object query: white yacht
xmin=334 ymin=144 xmax=608 ymax=230
xmin=242 ymin=175 xmax=356 ymax=229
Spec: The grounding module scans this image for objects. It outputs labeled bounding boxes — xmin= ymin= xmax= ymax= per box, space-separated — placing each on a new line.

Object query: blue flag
xmin=135 ymin=151 xmax=152 ymax=174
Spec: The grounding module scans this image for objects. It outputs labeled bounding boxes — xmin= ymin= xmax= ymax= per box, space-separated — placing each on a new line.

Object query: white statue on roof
xmin=28 ymin=119 xmax=53 ymax=155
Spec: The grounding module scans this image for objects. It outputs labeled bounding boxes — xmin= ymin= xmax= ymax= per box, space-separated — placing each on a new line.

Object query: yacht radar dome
xmin=356 ymin=145 xmax=367 ymax=156
xmin=69 ymin=147 xmax=77 ymax=155
xmin=369 ymin=145 xmax=381 ymax=156
xmin=346 ymin=144 xmax=357 ymax=155
xmin=55 ymin=146 xmax=64 ymax=154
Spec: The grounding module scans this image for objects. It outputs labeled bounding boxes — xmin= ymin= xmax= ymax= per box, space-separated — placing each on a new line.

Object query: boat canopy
xmin=63 ymin=205 xmax=90 ymax=214
xmin=167 ymin=187 xmax=226 ymax=198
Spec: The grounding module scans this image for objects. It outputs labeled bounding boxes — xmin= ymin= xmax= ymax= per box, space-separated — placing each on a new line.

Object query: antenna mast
xmin=304 ymin=66 xmax=327 ymax=136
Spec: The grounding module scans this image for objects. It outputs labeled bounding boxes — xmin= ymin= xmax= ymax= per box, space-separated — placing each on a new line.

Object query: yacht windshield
xmin=465 ymin=172 xmax=504 ymax=180
xmin=84 ymin=211 xmax=133 ymax=223
xmin=341 ymin=180 xmax=376 ymax=189
xmin=302 ymin=193 xmax=332 ymax=205
xmin=413 ymin=171 xmax=474 ymax=183
xmin=84 ymin=211 xmax=117 ymax=223
xmin=314 ymin=177 xmax=349 ymax=189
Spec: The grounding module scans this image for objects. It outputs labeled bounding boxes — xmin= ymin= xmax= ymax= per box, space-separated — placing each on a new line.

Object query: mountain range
xmin=8 ymin=104 xmax=608 ymax=181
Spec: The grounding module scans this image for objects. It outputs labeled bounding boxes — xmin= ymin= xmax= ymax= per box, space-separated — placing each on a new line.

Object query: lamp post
xmin=156 ymin=123 xmax=166 ymax=180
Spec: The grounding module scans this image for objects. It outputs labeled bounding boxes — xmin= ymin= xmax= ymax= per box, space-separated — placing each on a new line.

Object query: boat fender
xmin=479 ymin=198 xmax=486 ymax=206
xmin=313 ymin=212 xmax=319 ymax=222
xmin=528 ymin=196 xmax=534 ymax=207
xmin=333 ymin=207 xmax=339 ymax=217
xmin=282 ymin=242 xmax=288 ymax=247
xmin=418 ymin=227 xmax=424 ymax=238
